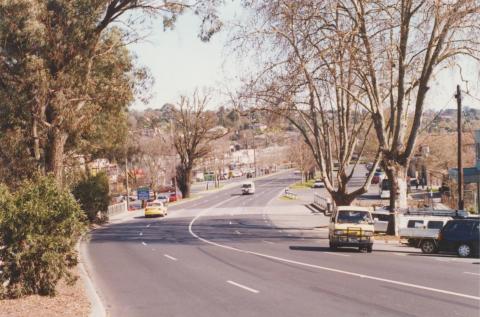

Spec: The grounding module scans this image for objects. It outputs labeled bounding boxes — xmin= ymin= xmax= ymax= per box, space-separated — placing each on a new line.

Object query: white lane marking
xmin=394 ymin=253 xmax=406 ymax=256
xmin=188 ymin=214 xmax=480 ymax=301
xmin=227 ymin=280 xmax=259 ymax=294
xmin=146 ymin=224 xmax=151 ymax=228
xmin=235 ymin=230 xmax=241 ymax=235
xmin=262 ymin=240 xmax=275 ymax=245
xmin=324 ymin=252 xmax=350 ymax=257
xmin=142 ymin=242 xmax=147 ymax=246
xmin=139 ymin=232 xmax=143 ymax=236
xmin=229 ymin=221 xmax=232 ymax=225
xmin=464 ymin=272 xmax=480 ymax=276
xmin=164 ymin=254 xmax=178 ymax=261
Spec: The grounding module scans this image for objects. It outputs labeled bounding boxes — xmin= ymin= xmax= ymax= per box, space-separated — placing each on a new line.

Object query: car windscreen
xmin=242 ymin=184 xmax=252 ymax=188
xmin=337 ymin=211 xmax=372 ymax=224
xmin=148 ymin=202 xmax=163 ymax=207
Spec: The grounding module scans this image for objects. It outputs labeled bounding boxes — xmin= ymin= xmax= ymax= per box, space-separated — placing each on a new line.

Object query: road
xmin=85 ymin=172 xmax=480 ymax=317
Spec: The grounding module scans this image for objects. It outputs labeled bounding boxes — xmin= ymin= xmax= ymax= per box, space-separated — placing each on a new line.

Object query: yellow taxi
xmin=144 ymin=200 xmax=168 ymax=218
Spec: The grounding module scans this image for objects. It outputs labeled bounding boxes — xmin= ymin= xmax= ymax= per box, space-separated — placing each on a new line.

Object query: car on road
xmin=329 ymin=206 xmax=374 ymax=252
xmin=155 ymin=194 xmax=170 ymax=205
xmin=312 ymin=179 xmax=325 ymax=188
xmin=418 ymin=218 xmax=479 ymax=257
xmin=241 ymin=181 xmax=255 ymax=195
xmin=144 ymin=200 xmax=168 ymax=218
xmin=371 ymin=171 xmax=384 ymax=184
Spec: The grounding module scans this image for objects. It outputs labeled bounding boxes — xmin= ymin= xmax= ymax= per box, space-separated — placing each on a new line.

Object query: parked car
xmin=168 ymin=192 xmax=181 ymax=202
xmin=418 ymin=218 xmax=479 ymax=257
xmin=371 ymin=172 xmax=384 ymax=184
xmin=156 ymin=194 xmax=170 ymax=205
xmin=144 ymin=200 xmax=167 ymax=218
xmin=398 ymin=216 xmax=452 ymax=249
xmin=313 ymin=179 xmax=325 ymax=188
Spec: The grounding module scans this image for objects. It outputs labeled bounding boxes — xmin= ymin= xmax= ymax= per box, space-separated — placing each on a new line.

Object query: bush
xmin=72 ymin=172 xmax=110 ymax=222
xmin=0 ymin=175 xmax=87 ymax=298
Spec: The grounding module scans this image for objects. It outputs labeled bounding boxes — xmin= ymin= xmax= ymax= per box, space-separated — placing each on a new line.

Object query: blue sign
xmin=137 ymin=187 xmax=150 ymax=201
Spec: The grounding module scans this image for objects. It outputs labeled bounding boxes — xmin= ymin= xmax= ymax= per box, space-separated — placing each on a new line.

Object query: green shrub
xmin=0 ymin=175 xmax=87 ymax=298
xmin=72 ymin=172 xmax=110 ymax=222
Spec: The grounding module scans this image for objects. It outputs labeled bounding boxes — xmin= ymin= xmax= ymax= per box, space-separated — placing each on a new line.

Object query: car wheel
xmin=457 ymin=243 xmax=472 ymax=258
xmin=420 ymin=240 xmax=437 ymax=254
xmin=367 ymin=245 xmax=373 ymax=253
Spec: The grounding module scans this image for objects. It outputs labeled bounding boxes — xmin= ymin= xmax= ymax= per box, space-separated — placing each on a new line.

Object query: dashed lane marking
xmin=141 ymin=242 xmax=147 ymax=246
xmin=464 ymin=272 xmax=480 ymax=276
xmin=227 ymin=280 xmax=259 ymax=294
xmin=164 ymin=254 xmax=178 ymax=261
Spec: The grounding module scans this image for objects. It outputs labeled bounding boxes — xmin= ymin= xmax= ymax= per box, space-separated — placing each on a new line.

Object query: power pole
xmin=455 ymin=85 xmax=464 ymax=210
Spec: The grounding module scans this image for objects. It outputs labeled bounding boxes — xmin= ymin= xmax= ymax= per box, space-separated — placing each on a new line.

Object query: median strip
xmin=227 ymin=280 xmax=259 ymax=294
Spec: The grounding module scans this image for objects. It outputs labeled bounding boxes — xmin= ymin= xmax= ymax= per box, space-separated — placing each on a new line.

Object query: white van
xmin=241 ymin=181 xmax=255 ymax=195
xmin=329 ymin=206 xmax=375 ymax=252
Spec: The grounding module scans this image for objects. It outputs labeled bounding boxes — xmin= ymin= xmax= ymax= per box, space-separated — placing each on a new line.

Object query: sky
xmin=127 ymin=2 xmax=480 ymax=112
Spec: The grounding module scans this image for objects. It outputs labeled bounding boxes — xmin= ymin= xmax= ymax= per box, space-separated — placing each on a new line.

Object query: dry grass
xmin=0 ymin=267 xmax=90 ymax=317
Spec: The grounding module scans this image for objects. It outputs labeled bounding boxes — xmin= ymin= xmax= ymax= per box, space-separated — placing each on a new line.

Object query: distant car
xmin=241 ymin=181 xmax=255 ymax=195
xmin=246 ymin=172 xmax=253 ymax=178
xmin=371 ymin=172 xmax=384 ymax=184
xmin=365 ymin=163 xmax=373 ymax=171
xmin=313 ymin=180 xmax=325 ymax=188
xmin=156 ymin=194 xmax=169 ymax=205
xmin=232 ymin=170 xmax=243 ymax=177
xmin=168 ymin=192 xmax=180 ymax=202
xmin=144 ymin=200 xmax=167 ymax=218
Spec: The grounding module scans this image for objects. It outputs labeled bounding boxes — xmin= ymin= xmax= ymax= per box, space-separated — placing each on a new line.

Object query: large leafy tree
xmin=0 ymin=0 xmax=222 ymax=186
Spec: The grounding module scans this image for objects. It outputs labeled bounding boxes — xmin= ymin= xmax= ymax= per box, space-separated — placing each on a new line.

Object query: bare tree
xmin=172 ymin=90 xmax=227 ymax=198
xmin=336 ymin=1 xmax=480 ymax=216
xmin=234 ymin=0 xmax=381 ymax=205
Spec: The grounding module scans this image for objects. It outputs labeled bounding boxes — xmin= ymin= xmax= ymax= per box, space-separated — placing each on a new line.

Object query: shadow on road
xmin=289 ymin=245 xmax=361 ymax=253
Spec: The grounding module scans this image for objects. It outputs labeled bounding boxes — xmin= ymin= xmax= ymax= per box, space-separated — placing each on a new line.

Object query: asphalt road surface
xmin=85 ymin=172 xmax=480 ymax=317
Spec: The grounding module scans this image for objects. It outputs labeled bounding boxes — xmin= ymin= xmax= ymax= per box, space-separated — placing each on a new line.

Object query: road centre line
xmin=227 ymin=280 xmax=259 ymax=294
xmin=188 ymin=212 xmax=480 ymax=301
xmin=464 ymin=272 xmax=480 ymax=276
xmin=164 ymin=254 xmax=178 ymax=261
xmin=139 ymin=232 xmax=143 ymax=236
xmin=141 ymin=242 xmax=147 ymax=246
xmin=262 ymin=240 xmax=275 ymax=245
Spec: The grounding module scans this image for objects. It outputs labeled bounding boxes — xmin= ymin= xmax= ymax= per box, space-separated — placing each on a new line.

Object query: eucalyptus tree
xmin=0 ymin=0 xmax=222 ymax=186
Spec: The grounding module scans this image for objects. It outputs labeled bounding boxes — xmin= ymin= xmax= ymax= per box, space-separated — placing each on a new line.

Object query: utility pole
xmin=455 ymin=85 xmax=464 ymax=210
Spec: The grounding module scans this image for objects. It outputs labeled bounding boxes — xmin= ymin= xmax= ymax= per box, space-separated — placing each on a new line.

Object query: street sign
xmin=137 ymin=187 xmax=150 ymax=201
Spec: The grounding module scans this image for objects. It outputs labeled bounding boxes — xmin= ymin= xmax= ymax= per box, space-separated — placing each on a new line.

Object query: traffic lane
xmin=184 ymin=229 xmax=480 ymax=317
xmin=168 ymin=172 xmax=298 ymax=211
xmin=88 ymin=216 xmax=479 ymax=317
xmin=191 ymin=214 xmax=480 ymax=298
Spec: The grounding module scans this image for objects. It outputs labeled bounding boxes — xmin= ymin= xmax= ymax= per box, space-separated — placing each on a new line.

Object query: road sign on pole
xmin=137 ymin=187 xmax=150 ymax=201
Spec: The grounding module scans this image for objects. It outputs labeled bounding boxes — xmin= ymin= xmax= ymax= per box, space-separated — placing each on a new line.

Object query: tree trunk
xmin=176 ymin=164 xmax=192 ymax=198
xmin=331 ymin=191 xmax=356 ymax=206
xmin=384 ymin=162 xmax=408 ymax=235
xmin=45 ymin=128 xmax=68 ymax=185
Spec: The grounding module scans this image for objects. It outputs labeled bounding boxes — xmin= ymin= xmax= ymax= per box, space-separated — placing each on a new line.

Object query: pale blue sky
xmin=128 ymin=3 xmax=480 ymax=112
